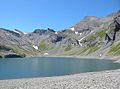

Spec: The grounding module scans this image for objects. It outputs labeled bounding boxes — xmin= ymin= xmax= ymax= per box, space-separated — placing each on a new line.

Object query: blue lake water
xmin=0 ymin=57 xmax=120 ymax=80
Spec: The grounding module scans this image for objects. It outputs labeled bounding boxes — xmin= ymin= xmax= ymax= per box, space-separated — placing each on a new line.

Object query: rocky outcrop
xmin=50 ymin=34 xmax=65 ymax=43
xmin=33 ymin=29 xmax=47 ymax=35
xmin=105 ymin=15 xmax=120 ymax=44
xmin=4 ymin=54 xmax=26 ymax=58
xmin=33 ymin=28 xmax=55 ymax=35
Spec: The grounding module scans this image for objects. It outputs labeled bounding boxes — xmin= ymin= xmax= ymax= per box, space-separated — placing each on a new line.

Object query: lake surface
xmin=0 ymin=57 xmax=120 ymax=80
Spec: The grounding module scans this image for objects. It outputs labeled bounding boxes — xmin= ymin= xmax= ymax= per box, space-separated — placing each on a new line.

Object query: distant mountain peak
xmin=83 ymin=16 xmax=99 ymax=21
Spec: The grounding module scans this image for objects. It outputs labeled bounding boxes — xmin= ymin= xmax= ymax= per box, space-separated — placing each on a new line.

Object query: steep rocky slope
xmin=0 ymin=10 xmax=120 ymax=58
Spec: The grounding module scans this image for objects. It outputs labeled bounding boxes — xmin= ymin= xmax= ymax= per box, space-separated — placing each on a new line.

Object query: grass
xmin=86 ymin=34 xmax=96 ymax=41
xmin=96 ymin=29 xmax=107 ymax=39
xmin=79 ymin=45 xmax=101 ymax=55
xmin=108 ymin=43 xmax=120 ymax=55
xmin=38 ymin=40 xmax=47 ymax=51
xmin=11 ymin=46 xmax=28 ymax=55
xmin=64 ymin=45 xmax=72 ymax=51
xmin=79 ymin=46 xmax=90 ymax=54
xmin=85 ymin=29 xmax=107 ymax=41
xmin=10 ymin=44 xmax=37 ymax=56
xmin=87 ymin=45 xmax=101 ymax=55
xmin=63 ymin=44 xmax=101 ymax=56
xmin=0 ymin=43 xmax=38 ymax=56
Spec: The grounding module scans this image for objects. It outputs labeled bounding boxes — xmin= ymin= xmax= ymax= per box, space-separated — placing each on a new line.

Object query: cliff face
xmin=0 ymin=10 xmax=120 ymax=58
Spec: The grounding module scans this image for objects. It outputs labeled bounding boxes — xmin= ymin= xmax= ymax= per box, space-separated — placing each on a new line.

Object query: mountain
xmin=0 ymin=10 xmax=120 ymax=58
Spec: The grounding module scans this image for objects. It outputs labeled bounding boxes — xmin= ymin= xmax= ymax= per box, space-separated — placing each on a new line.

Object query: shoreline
xmin=0 ymin=56 xmax=120 ymax=88
xmin=2 ymin=55 xmax=120 ymax=63
xmin=0 ymin=56 xmax=120 ymax=89
xmin=0 ymin=69 xmax=120 ymax=89
xmin=27 ymin=55 xmax=120 ymax=63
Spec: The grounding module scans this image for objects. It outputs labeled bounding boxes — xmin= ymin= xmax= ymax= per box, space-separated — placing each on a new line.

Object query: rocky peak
xmin=70 ymin=16 xmax=104 ymax=32
xmin=107 ymin=10 xmax=120 ymax=18
xmin=33 ymin=28 xmax=55 ymax=35
xmin=0 ymin=28 xmax=21 ymax=37
xmin=47 ymin=28 xmax=55 ymax=32
xmin=83 ymin=16 xmax=99 ymax=21
xmin=33 ymin=29 xmax=47 ymax=34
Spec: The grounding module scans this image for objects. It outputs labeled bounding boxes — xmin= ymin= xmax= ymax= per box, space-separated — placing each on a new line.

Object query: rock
xmin=0 ymin=28 xmax=21 ymax=37
xmin=0 ymin=55 xmax=2 ymax=58
xmin=47 ymin=28 xmax=55 ymax=32
xmin=4 ymin=54 xmax=26 ymax=58
xmin=33 ymin=29 xmax=47 ymax=35
xmin=105 ymin=15 xmax=120 ymax=44
xmin=0 ymin=45 xmax=11 ymax=51
xmin=50 ymin=34 xmax=64 ymax=43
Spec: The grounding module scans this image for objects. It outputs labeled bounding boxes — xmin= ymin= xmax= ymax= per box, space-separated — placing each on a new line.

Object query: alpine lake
xmin=0 ymin=57 xmax=120 ymax=80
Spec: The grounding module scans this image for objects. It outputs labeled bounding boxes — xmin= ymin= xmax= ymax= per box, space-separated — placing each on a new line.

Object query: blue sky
xmin=0 ymin=0 xmax=120 ymax=32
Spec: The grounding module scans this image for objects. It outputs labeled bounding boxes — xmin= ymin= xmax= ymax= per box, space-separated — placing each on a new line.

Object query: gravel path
xmin=0 ymin=69 xmax=120 ymax=89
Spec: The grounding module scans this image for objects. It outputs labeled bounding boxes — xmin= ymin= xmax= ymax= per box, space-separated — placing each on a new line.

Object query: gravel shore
xmin=0 ymin=69 xmax=120 ymax=89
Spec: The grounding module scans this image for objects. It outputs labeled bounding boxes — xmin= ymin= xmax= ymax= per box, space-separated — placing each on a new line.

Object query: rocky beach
xmin=0 ymin=69 xmax=120 ymax=89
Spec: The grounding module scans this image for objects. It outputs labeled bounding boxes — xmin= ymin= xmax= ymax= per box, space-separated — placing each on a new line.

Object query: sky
xmin=0 ymin=0 xmax=120 ymax=32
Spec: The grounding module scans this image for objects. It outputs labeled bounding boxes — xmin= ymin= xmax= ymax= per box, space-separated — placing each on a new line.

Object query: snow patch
xmin=78 ymin=37 xmax=85 ymax=46
xmin=13 ymin=30 xmax=21 ymax=34
xmin=24 ymin=32 xmax=28 ymax=34
xmin=70 ymin=27 xmax=75 ymax=31
xmin=55 ymin=32 xmax=58 ymax=34
xmin=78 ymin=40 xmax=82 ymax=46
xmin=75 ymin=31 xmax=78 ymax=35
xmin=44 ymin=53 xmax=49 ymax=55
xmin=33 ymin=45 xmax=38 ymax=50
xmin=91 ymin=31 xmax=94 ymax=33
xmin=80 ymin=33 xmax=82 ymax=35
xmin=79 ymin=37 xmax=85 ymax=42
xmin=99 ymin=54 xmax=102 ymax=57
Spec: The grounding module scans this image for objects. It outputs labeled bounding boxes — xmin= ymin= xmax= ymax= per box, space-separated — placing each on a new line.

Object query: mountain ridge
xmin=0 ymin=10 xmax=120 ymax=58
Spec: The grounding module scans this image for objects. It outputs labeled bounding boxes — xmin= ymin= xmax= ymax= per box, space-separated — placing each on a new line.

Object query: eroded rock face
xmin=50 ymin=35 xmax=64 ymax=43
xmin=105 ymin=15 xmax=120 ymax=44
